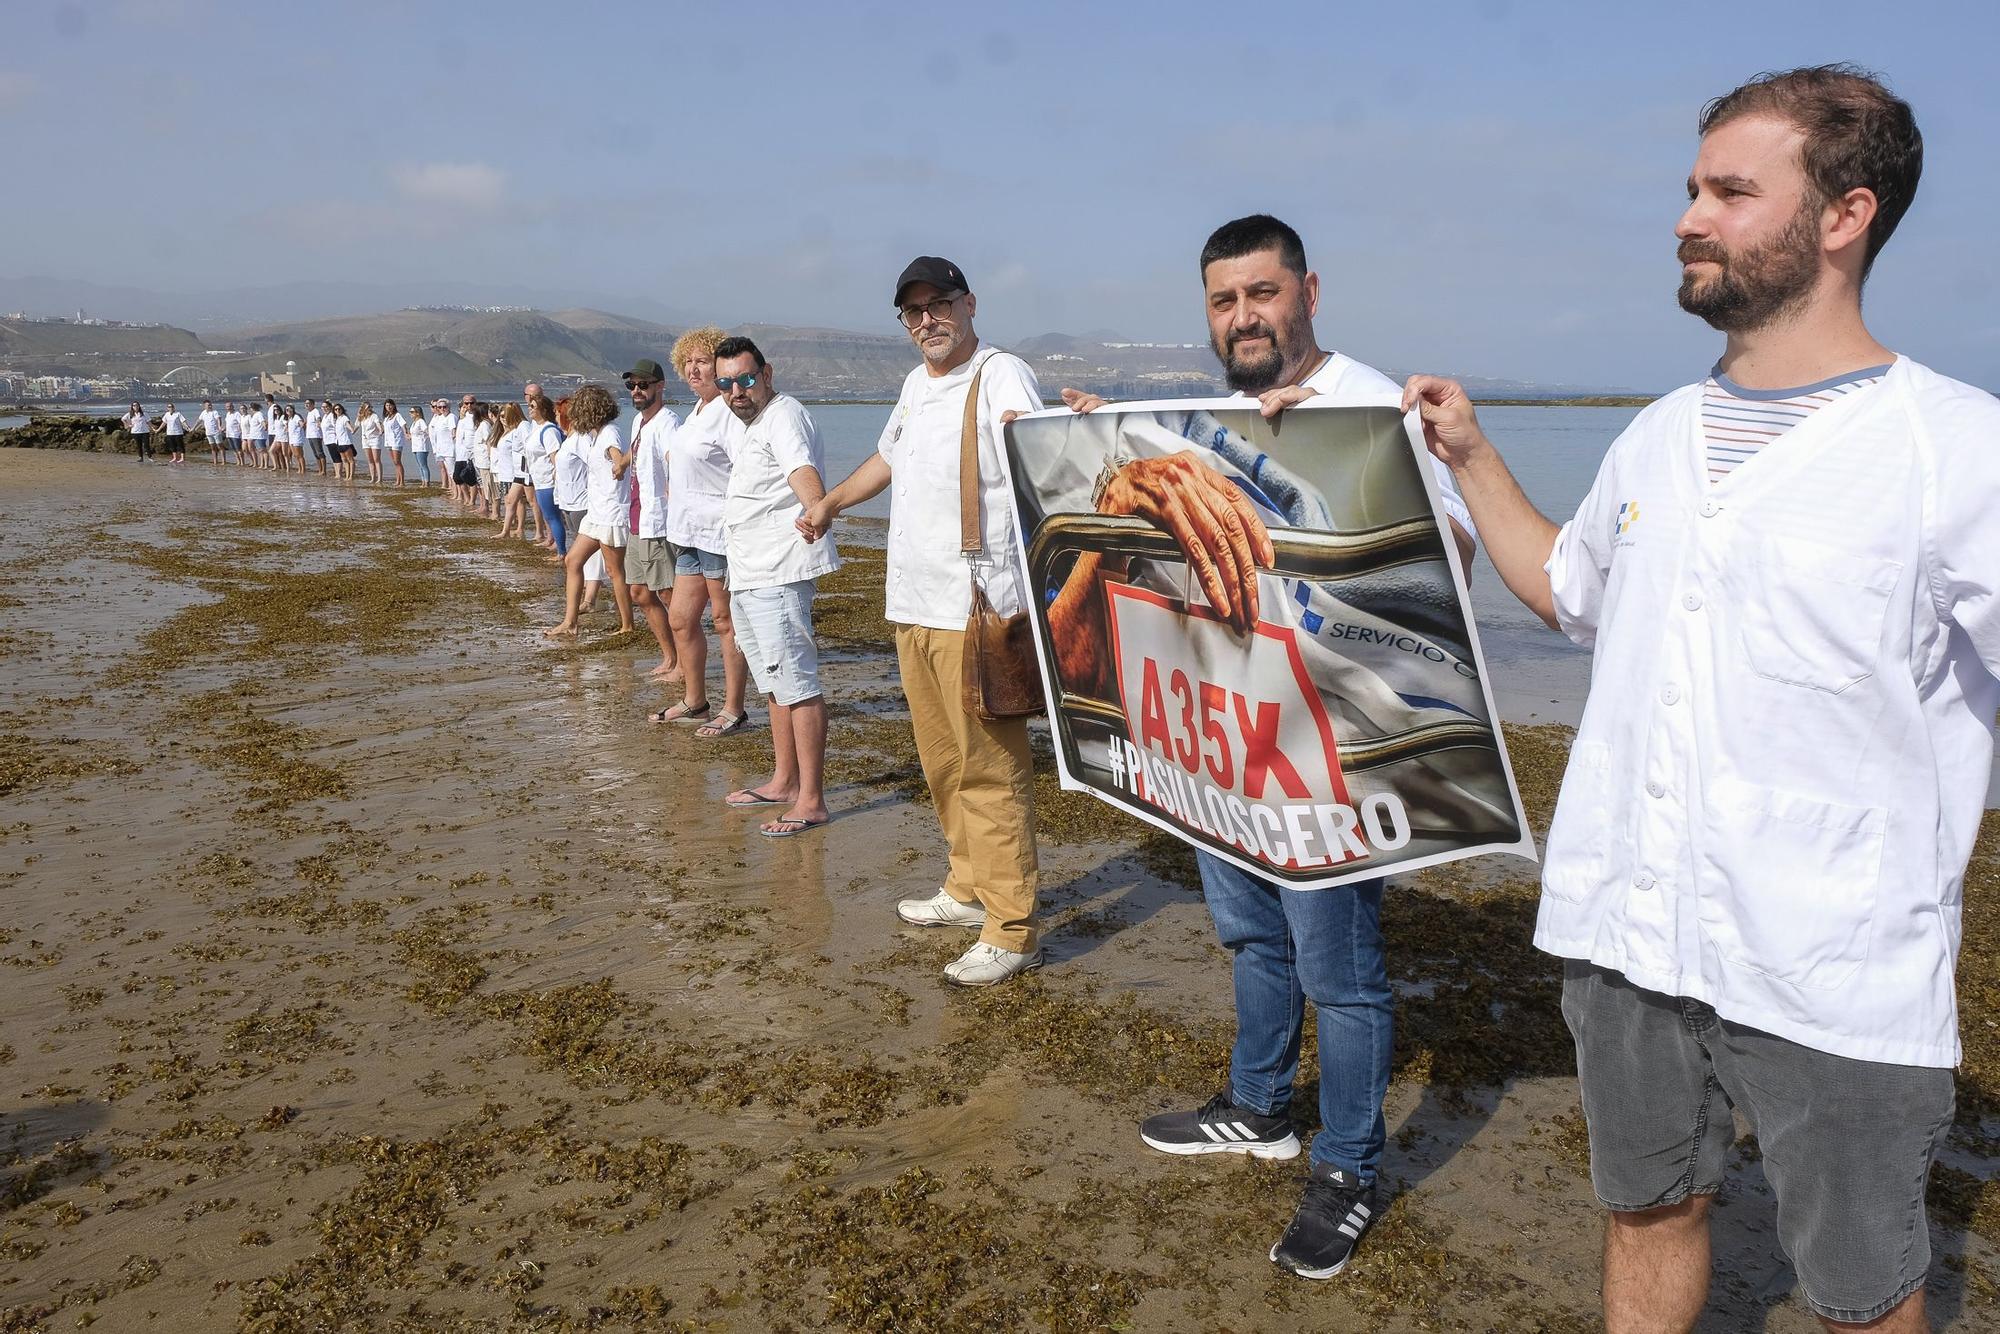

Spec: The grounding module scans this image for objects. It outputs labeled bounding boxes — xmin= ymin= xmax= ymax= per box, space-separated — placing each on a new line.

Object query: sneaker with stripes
xmin=1271 ymin=1161 xmax=1376 ymax=1279
xmin=1138 ymin=1091 xmax=1301 ymax=1160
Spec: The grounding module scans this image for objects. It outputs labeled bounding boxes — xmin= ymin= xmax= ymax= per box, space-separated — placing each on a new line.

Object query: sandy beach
xmin=0 ymin=447 xmax=1992 ymax=1332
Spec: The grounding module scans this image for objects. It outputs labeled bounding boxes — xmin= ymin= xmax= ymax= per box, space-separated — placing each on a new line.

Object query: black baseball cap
xmin=624 ymin=358 xmax=666 ymax=383
xmin=893 ymin=256 xmax=969 ymax=306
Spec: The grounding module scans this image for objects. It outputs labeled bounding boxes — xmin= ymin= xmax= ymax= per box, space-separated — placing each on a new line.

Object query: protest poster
xmin=1003 ymin=398 xmax=1534 ymax=889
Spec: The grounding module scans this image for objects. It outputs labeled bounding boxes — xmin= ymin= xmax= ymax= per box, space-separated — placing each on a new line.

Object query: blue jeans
xmin=1197 ymin=851 xmax=1391 ymax=1183
xmin=536 ymin=488 xmax=566 ymax=555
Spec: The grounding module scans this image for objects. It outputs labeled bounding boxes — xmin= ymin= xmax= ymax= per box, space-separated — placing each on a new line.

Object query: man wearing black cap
xmin=622 ymin=358 xmax=684 ymax=689
xmin=800 ymin=257 xmax=1047 ymax=986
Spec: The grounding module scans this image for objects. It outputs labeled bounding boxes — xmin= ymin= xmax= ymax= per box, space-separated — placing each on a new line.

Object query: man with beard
xmin=799 ymin=257 xmax=1047 ymax=986
xmin=1405 ymin=67 xmax=1976 ymax=1332
xmin=1048 ymin=215 xmax=1476 ymax=1282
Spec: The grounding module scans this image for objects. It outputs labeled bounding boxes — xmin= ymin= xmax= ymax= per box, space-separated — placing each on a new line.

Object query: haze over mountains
xmin=0 ymin=276 xmax=1629 ymax=400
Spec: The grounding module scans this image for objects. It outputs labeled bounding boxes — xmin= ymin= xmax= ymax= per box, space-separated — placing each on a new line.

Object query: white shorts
xmin=578 ymin=519 xmax=629 ymax=549
xmin=731 ymin=580 xmax=821 ymax=706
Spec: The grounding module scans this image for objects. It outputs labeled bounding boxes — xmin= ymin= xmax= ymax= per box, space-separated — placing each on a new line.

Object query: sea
xmin=2 ymin=399 xmax=1614 ymax=714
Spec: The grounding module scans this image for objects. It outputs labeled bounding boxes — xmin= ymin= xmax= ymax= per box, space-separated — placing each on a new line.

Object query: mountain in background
xmin=0 ymin=298 xmax=1649 ymax=401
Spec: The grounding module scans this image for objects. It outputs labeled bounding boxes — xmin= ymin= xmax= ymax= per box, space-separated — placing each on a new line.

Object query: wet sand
xmin=0 ymin=448 xmax=1993 ymax=1332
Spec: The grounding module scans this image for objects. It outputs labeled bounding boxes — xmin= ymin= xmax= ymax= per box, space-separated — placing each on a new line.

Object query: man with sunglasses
xmin=800 ymin=257 xmax=1046 ymax=986
xmin=715 ymin=337 xmax=838 ymax=839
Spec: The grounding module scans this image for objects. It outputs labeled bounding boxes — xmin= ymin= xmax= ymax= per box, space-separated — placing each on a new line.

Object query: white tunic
xmin=1537 ymin=356 xmax=2000 ymax=1068
xmin=877 ymin=344 xmax=1040 ymax=630
xmin=724 ymin=394 xmax=840 ymax=592
xmin=666 ymin=394 xmax=740 ymax=554
xmin=631 ymin=407 xmax=680 ymax=540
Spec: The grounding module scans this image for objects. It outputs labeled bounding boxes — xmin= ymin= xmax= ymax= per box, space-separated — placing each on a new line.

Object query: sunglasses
xmin=715 ymin=373 xmax=760 ymax=391
xmin=625 ymin=378 xmax=658 ymax=389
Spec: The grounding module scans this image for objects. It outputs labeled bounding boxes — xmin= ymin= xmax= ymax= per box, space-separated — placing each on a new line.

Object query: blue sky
xmin=6 ymin=0 xmax=1996 ymax=388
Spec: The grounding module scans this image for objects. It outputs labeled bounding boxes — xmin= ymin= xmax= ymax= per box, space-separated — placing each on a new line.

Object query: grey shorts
xmin=1561 ymin=961 xmax=1953 ymax=1325
xmin=731 ymin=580 xmax=820 ymax=706
xmin=627 ymin=535 xmax=676 ymax=590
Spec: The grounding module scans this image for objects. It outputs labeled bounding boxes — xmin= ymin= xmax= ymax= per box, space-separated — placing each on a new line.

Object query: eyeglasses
xmin=715 ymin=373 xmax=760 ymax=391
xmin=896 ymin=292 xmax=962 ymax=329
xmin=625 ymin=378 xmax=658 ymax=389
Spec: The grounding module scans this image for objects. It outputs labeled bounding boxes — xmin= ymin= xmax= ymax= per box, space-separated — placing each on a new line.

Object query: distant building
xmin=259 ymin=370 xmax=299 ymax=395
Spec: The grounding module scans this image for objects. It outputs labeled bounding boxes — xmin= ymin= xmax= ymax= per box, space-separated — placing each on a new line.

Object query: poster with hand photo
xmin=1005 ymin=397 xmax=1535 ymax=888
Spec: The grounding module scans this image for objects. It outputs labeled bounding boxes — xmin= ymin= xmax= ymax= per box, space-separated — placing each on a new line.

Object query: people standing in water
xmin=662 ymin=326 xmax=752 ymax=738
xmin=382 ymin=399 xmax=408 ymax=487
xmin=407 ymin=403 xmax=431 ymax=485
xmin=526 ymin=394 xmax=565 ymax=556
xmin=623 ymin=358 xmax=682 ymax=686
xmin=542 ymin=383 xmax=634 ymax=639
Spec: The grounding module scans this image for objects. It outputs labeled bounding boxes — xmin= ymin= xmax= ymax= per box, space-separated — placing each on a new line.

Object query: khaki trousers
xmin=895 ymin=625 xmax=1039 ymax=953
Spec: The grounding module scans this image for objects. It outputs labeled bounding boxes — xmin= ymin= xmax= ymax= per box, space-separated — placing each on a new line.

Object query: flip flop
xmin=725 ymin=787 xmax=786 ymax=808
xmin=648 ymin=700 xmax=711 ymax=724
xmin=759 ymin=817 xmax=827 ymax=839
xmin=695 ymin=711 xmax=751 ymax=738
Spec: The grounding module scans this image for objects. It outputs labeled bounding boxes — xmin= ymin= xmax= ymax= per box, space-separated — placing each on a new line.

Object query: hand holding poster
xmin=1004 ymin=398 xmax=1534 ymax=888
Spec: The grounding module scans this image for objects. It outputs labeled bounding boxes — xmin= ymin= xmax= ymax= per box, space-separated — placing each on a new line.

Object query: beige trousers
xmin=895 ymin=625 xmax=1039 ymax=953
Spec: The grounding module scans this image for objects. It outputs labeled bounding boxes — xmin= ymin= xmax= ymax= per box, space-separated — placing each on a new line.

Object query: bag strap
xmin=959 ymin=360 xmax=989 ymax=556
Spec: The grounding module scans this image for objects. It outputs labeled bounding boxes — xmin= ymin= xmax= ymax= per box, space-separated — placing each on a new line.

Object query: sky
xmin=5 ymin=0 xmax=1997 ymax=389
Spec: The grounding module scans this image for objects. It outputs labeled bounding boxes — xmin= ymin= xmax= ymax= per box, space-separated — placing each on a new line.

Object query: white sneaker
xmin=943 ymin=941 xmax=1043 ymax=987
xmin=896 ymin=889 xmax=987 ymax=929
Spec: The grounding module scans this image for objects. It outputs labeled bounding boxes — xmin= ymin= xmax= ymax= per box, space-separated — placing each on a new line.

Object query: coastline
xmin=0 ymin=449 xmax=1992 ymax=1330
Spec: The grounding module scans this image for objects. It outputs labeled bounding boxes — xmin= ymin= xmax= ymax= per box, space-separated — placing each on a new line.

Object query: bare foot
xmin=542 ymin=623 xmax=578 ymax=639
xmin=646 ymin=661 xmax=682 ymax=680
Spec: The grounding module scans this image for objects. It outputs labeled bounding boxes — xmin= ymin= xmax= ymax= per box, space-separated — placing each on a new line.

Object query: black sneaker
xmin=1271 ymin=1162 xmax=1376 ymax=1279
xmin=1139 ymin=1091 xmax=1300 ymax=1160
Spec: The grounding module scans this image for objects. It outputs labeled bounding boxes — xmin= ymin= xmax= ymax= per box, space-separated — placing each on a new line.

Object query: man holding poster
xmin=1022 ymin=215 xmax=1517 ymax=1282
xmin=1406 ymin=68 xmax=1973 ymax=1332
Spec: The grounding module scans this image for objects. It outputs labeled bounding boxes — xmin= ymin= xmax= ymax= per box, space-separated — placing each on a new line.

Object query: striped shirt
xmin=1702 ymin=364 xmax=1890 ymax=484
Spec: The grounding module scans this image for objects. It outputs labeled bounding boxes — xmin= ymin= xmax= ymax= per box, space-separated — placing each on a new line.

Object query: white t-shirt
xmin=667 ymin=394 xmax=739 ymax=553
xmin=125 ymin=410 xmax=148 ymax=434
xmin=383 ymin=413 xmax=407 ymax=450
xmin=878 ymin=344 xmax=1040 ymax=629
xmin=161 ymin=410 xmax=186 ymax=436
xmin=581 ymin=424 xmax=630 ymax=526
xmin=724 ymin=394 xmax=840 ymax=591
xmin=331 ymin=415 xmax=353 ymax=448
xmin=527 ymin=421 xmax=560 ymax=489
xmin=305 ymin=407 xmax=321 ymax=438
xmin=631 ymin=407 xmax=680 ymax=540
xmin=225 ymin=410 xmax=242 ymax=437
xmin=454 ymin=413 xmax=477 ymax=464
xmin=552 ymin=424 xmax=587 ymax=510
xmin=357 ymin=414 xmax=382 ymax=448
xmin=197 ymin=409 xmax=220 ymax=438
xmin=432 ymin=412 xmax=456 ymax=458
xmin=493 ymin=422 xmax=523 ymax=480
xmin=245 ymin=410 xmax=267 ymax=441
xmin=289 ymin=415 xmax=305 ymax=446
xmin=471 ymin=420 xmax=492 ymax=469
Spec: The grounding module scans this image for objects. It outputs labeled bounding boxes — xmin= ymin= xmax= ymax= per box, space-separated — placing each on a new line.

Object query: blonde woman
xmin=542 ymin=383 xmax=634 ymax=638
xmin=357 ymin=401 xmax=383 ymax=483
xmin=665 ymin=325 xmax=754 ymax=737
xmin=493 ymin=403 xmax=538 ymax=540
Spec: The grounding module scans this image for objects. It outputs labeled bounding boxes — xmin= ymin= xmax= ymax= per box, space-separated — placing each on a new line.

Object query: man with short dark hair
xmin=197 ymin=399 xmax=222 ymax=466
xmin=1056 ymin=214 xmax=1477 ymax=1283
xmin=715 ymin=337 xmax=838 ymax=838
xmin=622 ymin=358 xmax=684 ymax=689
xmin=1406 ymin=66 xmax=1967 ymax=1332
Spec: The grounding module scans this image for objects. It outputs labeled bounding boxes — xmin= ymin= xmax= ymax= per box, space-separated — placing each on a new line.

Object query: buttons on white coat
xmin=1682 ymin=593 xmax=1703 ymax=612
xmin=1699 ymin=500 xmax=1719 ymax=517
xmin=1659 ymin=683 xmax=1681 ymax=705
xmin=1633 ymin=872 xmax=1656 ymax=891
xmin=1646 ymin=781 xmax=1666 ymax=799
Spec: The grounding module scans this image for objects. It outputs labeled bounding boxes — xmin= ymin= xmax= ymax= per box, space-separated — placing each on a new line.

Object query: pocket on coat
xmin=1731 ymin=537 xmax=1899 ymax=694
xmin=1696 ymin=775 xmax=1885 ymax=990
xmin=1540 ymin=740 xmax=1617 ymax=904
